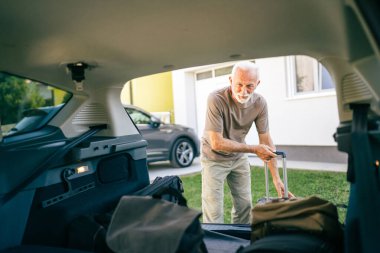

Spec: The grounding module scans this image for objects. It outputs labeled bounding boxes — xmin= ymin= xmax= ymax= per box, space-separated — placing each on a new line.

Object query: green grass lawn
xmin=180 ymin=166 xmax=349 ymax=224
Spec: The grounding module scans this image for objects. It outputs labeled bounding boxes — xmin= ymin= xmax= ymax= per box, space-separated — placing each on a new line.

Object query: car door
xmin=125 ymin=108 xmax=167 ymax=157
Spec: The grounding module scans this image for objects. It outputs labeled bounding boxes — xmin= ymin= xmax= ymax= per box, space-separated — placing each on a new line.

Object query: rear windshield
xmin=0 ymin=72 xmax=72 ymax=136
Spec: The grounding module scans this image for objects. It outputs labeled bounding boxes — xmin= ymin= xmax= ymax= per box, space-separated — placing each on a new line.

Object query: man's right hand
xmin=253 ymin=144 xmax=277 ymax=161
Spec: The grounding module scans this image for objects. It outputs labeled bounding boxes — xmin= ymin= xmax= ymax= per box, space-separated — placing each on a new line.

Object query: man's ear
xmin=229 ymin=76 xmax=232 ymax=85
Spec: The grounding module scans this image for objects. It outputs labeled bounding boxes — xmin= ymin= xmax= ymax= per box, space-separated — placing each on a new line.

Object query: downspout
xmin=129 ymin=80 xmax=134 ymax=105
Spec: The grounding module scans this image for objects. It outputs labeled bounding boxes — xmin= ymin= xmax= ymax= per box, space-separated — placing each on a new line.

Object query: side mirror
xmin=150 ymin=117 xmax=161 ymax=128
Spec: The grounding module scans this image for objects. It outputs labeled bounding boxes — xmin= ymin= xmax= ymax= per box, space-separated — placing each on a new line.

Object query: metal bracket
xmin=42 ymin=168 xmax=95 ymax=208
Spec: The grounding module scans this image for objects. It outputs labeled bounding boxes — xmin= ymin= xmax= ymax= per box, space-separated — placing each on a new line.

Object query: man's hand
xmin=254 ymin=144 xmax=277 ymax=161
xmin=273 ymin=177 xmax=295 ymax=198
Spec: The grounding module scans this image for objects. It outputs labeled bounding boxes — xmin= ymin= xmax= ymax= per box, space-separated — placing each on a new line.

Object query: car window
xmin=125 ymin=108 xmax=151 ymax=125
xmin=0 ymin=72 xmax=72 ymax=137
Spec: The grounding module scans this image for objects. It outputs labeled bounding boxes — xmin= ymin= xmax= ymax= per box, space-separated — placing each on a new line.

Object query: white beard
xmin=232 ymin=89 xmax=253 ymax=104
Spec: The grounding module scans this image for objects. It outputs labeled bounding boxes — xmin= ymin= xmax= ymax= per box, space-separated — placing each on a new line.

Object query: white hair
xmin=231 ymin=61 xmax=260 ymax=79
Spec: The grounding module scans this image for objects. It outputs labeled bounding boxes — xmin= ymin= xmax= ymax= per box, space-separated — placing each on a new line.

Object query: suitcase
xmin=245 ymin=151 xmax=344 ymax=253
xmin=258 ymin=151 xmax=289 ymax=204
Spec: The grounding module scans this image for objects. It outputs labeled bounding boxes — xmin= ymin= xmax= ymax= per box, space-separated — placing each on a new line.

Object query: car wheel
xmin=170 ymin=138 xmax=195 ymax=168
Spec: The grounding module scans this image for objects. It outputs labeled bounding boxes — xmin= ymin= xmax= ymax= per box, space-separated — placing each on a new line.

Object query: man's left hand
xmin=273 ymin=179 xmax=295 ymax=198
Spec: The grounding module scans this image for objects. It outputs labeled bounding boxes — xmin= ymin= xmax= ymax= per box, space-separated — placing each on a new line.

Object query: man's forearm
xmin=268 ymin=158 xmax=281 ymax=182
xmin=217 ymin=139 xmax=281 ymax=181
xmin=209 ymin=131 xmax=276 ymax=160
xmin=259 ymin=133 xmax=281 ymax=181
xmin=211 ymin=137 xmax=255 ymax=153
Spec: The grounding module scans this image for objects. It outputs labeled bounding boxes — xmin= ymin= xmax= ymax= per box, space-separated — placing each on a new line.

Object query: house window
xmin=287 ymin=55 xmax=335 ymax=97
xmin=215 ymin=66 xmax=233 ymax=77
xmin=195 ymin=60 xmax=256 ymax=81
xmin=196 ymin=71 xmax=212 ymax=81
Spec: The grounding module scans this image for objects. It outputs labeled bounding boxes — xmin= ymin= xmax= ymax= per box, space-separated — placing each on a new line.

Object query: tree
xmin=0 ymin=75 xmax=46 ymax=125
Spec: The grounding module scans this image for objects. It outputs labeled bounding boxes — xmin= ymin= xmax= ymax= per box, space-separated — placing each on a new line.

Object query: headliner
xmin=0 ymin=0 xmax=364 ymax=89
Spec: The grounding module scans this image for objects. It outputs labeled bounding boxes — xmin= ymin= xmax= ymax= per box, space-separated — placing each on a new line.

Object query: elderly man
xmin=201 ymin=61 xmax=293 ymax=224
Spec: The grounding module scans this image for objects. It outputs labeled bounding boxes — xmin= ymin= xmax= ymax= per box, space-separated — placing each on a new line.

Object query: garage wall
xmin=172 ymin=71 xmax=198 ymax=130
xmin=248 ymin=57 xmax=339 ymax=146
xmin=121 ymin=72 xmax=174 ymax=123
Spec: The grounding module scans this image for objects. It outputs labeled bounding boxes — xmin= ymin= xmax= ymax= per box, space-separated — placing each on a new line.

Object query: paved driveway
xmin=148 ymin=158 xmax=201 ymax=181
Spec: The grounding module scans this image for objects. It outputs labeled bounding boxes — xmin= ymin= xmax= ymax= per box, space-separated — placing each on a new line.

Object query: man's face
xmin=229 ymin=68 xmax=260 ymax=104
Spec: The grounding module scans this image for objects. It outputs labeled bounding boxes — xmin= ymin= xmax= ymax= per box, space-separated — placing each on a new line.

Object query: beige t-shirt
xmin=201 ymin=87 xmax=269 ymax=161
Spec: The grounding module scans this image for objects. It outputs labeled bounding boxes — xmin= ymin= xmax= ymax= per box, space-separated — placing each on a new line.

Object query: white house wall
xmin=250 ymin=57 xmax=339 ymax=146
xmin=172 ymin=70 xmax=198 ymax=131
xmin=172 ymin=57 xmax=340 ymax=148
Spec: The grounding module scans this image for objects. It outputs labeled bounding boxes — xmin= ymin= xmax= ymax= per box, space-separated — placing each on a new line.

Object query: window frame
xmin=286 ymin=56 xmax=336 ymax=99
xmin=125 ymin=107 xmax=154 ymax=125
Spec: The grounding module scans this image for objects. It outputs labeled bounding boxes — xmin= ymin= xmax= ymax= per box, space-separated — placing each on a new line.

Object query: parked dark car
xmin=125 ymin=105 xmax=199 ymax=168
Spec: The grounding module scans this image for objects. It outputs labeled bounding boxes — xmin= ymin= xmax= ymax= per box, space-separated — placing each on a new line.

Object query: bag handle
xmin=152 ymin=187 xmax=187 ymax=207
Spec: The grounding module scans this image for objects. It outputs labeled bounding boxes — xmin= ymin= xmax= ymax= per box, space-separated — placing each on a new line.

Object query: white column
xmin=172 ymin=70 xmax=198 ymax=132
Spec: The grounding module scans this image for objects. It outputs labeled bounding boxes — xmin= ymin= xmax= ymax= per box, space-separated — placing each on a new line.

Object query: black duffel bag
xmin=106 ymin=187 xmax=207 ymax=253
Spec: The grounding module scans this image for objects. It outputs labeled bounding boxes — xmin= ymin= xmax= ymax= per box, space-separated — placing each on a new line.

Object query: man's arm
xmin=208 ymin=130 xmax=276 ymax=161
xmin=258 ymin=132 xmax=295 ymax=197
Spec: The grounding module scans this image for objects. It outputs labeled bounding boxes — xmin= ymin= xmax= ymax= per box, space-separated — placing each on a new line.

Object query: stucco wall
xmin=248 ymin=57 xmax=339 ymax=146
xmin=121 ymin=71 xmax=174 ymax=123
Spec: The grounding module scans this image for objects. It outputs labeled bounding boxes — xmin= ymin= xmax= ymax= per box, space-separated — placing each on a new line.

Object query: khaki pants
xmin=201 ymin=156 xmax=252 ymax=224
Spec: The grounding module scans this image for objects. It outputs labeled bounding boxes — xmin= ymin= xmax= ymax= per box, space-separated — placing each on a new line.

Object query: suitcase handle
xmin=264 ymin=150 xmax=288 ymax=199
xmin=274 ymin=151 xmax=286 ymax=158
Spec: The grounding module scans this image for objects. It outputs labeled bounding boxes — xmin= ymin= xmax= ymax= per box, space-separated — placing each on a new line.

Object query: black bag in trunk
xmin=67 ymin=176 xmax=187 ymax=252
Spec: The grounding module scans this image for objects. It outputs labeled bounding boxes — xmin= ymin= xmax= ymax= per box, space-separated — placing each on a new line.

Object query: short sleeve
xmin=204 ymin=93 xmax=223 ymax=133
xmin=255 ymin=98 xmax=269 ymax=134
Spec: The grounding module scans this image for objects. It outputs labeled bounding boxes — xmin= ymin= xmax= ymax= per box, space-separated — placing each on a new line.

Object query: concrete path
xmin=148 ymin=156 xmax=347 ymax=181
